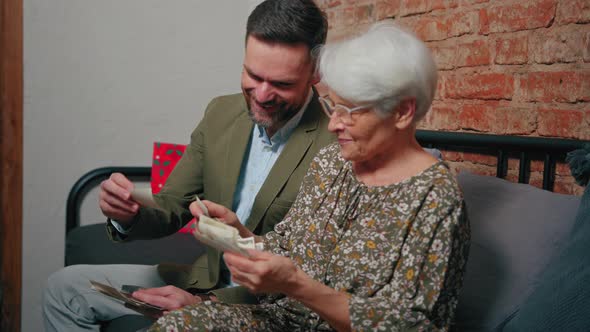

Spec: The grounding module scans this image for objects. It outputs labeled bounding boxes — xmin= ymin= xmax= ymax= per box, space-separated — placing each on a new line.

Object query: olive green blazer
xmin=107 ymin=91 xmax=334 ymax=302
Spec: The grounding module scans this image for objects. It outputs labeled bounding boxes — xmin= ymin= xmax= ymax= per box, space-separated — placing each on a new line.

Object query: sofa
xmin=64 ymin=131 xmax=590 ymax=331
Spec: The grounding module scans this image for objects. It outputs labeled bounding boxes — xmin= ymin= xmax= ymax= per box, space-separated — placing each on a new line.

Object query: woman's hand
xmin=223 ymin=250 xmax=299 ymax=294
xmin=226 ymin=250 xmax=352 ymax=331
xmin=189 ymin=199 xmax=254 ymax=238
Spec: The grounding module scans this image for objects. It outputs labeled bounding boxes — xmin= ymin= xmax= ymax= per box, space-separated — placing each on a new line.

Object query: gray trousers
xmin=43 ymin=264 xmax=166 ymax=332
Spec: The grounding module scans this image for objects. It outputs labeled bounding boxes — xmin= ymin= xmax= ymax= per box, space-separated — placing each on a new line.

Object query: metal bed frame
xmin=66 ymin=130 xmax=588 ymax=234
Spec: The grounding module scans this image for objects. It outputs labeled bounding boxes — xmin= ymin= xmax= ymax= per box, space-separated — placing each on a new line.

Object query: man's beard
xmin=246 ymin=98 xmax=302 ymax=130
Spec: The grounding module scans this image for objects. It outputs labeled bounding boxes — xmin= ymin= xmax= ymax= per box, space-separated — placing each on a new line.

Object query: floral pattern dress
xmin=149 ymin=143 xmax=470 ymax=332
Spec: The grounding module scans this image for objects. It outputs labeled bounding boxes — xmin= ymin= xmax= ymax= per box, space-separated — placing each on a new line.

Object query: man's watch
xmin=106 ymin=218 xmax=129 ymax=240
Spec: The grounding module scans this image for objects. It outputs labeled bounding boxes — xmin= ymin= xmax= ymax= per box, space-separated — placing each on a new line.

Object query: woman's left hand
xmin=224 ymin=250 xmax=299 ymax=294
xmin=189 ymin=199 xmax=253 ymax=238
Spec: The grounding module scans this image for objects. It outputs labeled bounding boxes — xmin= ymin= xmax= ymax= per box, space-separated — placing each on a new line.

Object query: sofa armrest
xmin=65 ymin=166 xmax=151 ymax=265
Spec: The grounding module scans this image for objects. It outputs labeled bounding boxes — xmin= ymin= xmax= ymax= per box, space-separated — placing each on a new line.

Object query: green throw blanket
xmin=502 ymin=145 xmax=590 ymax=331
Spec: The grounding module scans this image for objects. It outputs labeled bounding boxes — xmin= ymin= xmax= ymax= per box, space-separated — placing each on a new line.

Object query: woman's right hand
xmin=98 ymin=172 xmax=138 ymax=224
xmin=189 ymin=199 xmax=253 ymax=238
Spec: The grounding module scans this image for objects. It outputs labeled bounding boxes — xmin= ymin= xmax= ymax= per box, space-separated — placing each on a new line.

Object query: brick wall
xmin=317 ymin=0 xmax=589 ymax=194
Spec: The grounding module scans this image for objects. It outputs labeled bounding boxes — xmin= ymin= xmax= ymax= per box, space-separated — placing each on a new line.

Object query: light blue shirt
xmin=220 ymin=90 xmax=312 ymax=286
xmin=232 ymin=96 xmax=310 ymax=225
xmin=114 ymin=90 xmax=313 ymax=288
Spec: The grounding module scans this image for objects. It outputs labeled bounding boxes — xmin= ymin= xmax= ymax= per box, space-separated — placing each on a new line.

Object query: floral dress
xmin=149 ymin=143 xmax=470 ymax=332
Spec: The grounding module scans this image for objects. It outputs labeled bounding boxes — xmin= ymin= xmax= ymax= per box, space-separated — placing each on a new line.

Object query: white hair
xmin=318 ymin=20 xmax=437 ymax=122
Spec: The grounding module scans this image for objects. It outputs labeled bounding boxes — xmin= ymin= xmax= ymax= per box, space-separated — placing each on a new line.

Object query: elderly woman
xmin=148 ymin=21 xmax=470 ymax=332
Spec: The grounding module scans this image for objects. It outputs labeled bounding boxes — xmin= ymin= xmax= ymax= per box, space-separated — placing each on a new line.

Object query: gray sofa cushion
xmin=66 ymin=223 xmax=206 ymax=266
xmin=454 ymin=172 xmax=581 ymax=331
xmin=102 ymin=315 xmax=154 ymax=332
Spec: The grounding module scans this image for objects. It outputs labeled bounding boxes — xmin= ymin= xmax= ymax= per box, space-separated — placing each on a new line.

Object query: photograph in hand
xmin=130 ymin=186 xmax=164 ymax=210
xmin=192 ymin=215 xmax=263 ymax=257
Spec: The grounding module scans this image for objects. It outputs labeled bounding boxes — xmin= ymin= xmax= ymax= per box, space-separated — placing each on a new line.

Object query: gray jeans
xmin=43 ymin=264 xmax=166 ymax=332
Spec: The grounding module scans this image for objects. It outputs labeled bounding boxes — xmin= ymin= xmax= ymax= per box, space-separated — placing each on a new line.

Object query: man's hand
xmin=131 ymin=285 xmax=215 ymax=312
xmin=189 ymin=199 xmax=254 ymax=238
xmin=98 ymin=172 xmax=138 ymax=223
xmin=224 ymin=250 xmax=299 ymax=295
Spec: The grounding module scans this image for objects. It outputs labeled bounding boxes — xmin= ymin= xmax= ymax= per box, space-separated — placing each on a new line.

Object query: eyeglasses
xmin=318 ymin=96 xmax=371 ymax=125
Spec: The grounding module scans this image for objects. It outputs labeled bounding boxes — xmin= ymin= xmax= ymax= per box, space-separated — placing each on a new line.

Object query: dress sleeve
xmin=349 ymin=188 xmax=470 ymax=331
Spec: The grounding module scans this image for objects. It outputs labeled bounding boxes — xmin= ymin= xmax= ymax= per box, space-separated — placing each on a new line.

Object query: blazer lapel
xmin=221 ymin=111 xmax=253 ymax=208
xmin=245 ymin=95 xmax=323 ymax=231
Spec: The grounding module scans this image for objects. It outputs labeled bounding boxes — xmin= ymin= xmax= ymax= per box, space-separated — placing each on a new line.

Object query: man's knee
xmin=44 ymin=265 xmax=106 ymax=331
xmin=44 ymin=265 xmax=89 ymax=306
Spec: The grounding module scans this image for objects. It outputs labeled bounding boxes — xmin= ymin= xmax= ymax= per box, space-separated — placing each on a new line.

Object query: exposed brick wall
xmin=317 ymin=0 xmax=589 ymax=194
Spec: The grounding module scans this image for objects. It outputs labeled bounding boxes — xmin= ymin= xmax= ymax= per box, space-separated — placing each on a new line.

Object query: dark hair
xmin=246 ymin=0 xmax=328 ymax=58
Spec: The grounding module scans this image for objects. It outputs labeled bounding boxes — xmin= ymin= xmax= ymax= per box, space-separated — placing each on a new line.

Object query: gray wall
xmin=23 ymin=1 xmax=261 ymax=330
